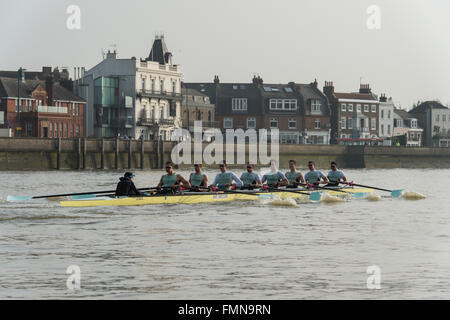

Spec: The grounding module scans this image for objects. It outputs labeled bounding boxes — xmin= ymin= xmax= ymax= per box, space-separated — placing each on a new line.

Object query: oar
xmin=6 ymin=187 xmax=156 ymax=202
xmin=266 ymin=187 xmax=322 ymax=202
xmin=299 ymin=183 xmax=366 ymax=198
xmin=339 ymin=182 xmax=404 ymax=197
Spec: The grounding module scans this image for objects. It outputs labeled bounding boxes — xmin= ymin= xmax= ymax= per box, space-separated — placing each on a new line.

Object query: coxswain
xmin=210 ymin=161 xmax=243 ymax=190
xmin=285 ymin=160 xmax=305 ymax=188
xmin=261 ymin=159 xmax=289 ymax=188
xmin=304 ymin=160 xmax=329 ymax=187
xmin=240 ymin=162 xmax=262 ymax=189
xmin=156 ymin=161 xmax=191 ymax=193
xmin=115 ymin=172 xmax=142 ymax=197
xmin=327 ymin=161 xmax=347 ymax=187
xmin=189 ymin=163 xmax=208 ymax=191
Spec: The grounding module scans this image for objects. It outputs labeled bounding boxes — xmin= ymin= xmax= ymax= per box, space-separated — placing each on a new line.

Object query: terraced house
xmin=323 ymin=82 xmax=381 ymax=145
xmin=0 ymin=75 xmax=85 ymax=138
xmin=185 ymin=76 xmax=331 ymax=144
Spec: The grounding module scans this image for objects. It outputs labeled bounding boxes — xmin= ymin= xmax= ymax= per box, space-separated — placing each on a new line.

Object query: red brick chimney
xmin=359 ymin=83 xmax=371 ymax=94
xmin=46 ymin=75 xmax=54 ymax=106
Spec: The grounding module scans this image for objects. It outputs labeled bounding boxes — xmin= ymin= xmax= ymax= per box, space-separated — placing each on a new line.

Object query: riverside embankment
xmin=1 ymin=137 xmax=450 ymax=170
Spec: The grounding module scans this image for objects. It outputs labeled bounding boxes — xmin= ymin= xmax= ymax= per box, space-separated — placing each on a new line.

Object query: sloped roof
xmin=146 ymin=37 xmax=171 ymax=64
xmin=409 ymin=101 xmax=448 ymax=114
xmin=334 ymin=92 xmax=376 ymax=100
xmin=0 ymin=77 xmax=85 ymax=102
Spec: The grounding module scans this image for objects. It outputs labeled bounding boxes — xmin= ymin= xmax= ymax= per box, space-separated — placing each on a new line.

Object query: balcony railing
xmin=138 ymin=89 xmax=182 ymax=101
xmin=137 ymin=118 xmax=175 ymax=126
xmin=37 ymin=106 xmax=68 ymax=114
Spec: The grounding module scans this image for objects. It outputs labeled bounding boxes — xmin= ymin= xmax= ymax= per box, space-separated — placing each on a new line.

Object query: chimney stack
xmin=214 ymin=75 xmax=220 ymax=84
xmin=379 ymin=93 xmax=387 ymax=102
xmin=323 ymin=81 xmax=334 ymax=95
xmin=311 ymin=78 xmax=318 ymax=88
xmin=46 ymin=75 xmax=55 ymax=106
xmin=359 ymin=83 xmax=371 ymax=94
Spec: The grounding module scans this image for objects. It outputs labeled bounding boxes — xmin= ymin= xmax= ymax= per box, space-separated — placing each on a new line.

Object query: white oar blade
xmin=6 ymin=195 xmax=33 ymax=202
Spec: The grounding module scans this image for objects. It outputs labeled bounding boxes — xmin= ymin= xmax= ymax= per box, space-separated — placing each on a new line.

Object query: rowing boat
xmin=59 ymin=187 xmax=374 ymax=207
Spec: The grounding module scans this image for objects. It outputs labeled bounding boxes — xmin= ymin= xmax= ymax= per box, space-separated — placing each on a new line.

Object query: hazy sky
xmin=1 ymin=0 xmax=449 ymax=109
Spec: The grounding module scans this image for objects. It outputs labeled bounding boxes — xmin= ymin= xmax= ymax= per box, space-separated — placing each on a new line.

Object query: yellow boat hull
xmin=60 ymin=187 xmax=374 ymax=207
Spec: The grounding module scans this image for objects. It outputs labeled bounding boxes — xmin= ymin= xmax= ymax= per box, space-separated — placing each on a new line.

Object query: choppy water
xmin=0 ymin=168 xmax=449 ymax=299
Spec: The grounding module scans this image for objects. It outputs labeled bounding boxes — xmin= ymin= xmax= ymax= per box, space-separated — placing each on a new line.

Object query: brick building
xmin=323 ymin=82 xmax=381 ymax=145
xmin=0 ymin=76 xmax=85 ymax=138
xmin=185 ymin=76 xmax=331 ymax=144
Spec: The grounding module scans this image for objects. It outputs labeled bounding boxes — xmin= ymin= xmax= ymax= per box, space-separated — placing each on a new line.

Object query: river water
xmin=0 ymin=168 xmax=449 ymax=299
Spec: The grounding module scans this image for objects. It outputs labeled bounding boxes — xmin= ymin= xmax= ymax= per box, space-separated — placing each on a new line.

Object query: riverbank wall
xmin=1 ymin=138 xmax=450 ymax=170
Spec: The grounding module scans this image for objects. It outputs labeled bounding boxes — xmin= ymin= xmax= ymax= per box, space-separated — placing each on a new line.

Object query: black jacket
xmin=115 ymin=177 xmax=141 ymax=196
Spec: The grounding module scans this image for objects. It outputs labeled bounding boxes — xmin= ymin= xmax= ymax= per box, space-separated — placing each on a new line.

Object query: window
xmin=59 ymin=123 xmax=62 ymax=137
xmin=270 ymin=118 xmax=278 ymax=128
xmin=314 ymin=118 xmax=321 ymax=129
xmin=232 ymin=98 xmax=248 ymax=111
xmin=151 ymin=79 xmax=155 ymax=91
xmin=247 ymin=117 xmax=256 ymax=129
xmin=160 ymin=79 xmax=164 ymax=92
xmin=357 ymin=104 xmax=362 ymax=112
xmin=436 ymin=114 xmax=440 ymax=121
xmin=232 ymin=85 xmax=238 ymax=90
xmin=348 ymin=118 xmax=353 ymax=129
xmin=70 ymin=124 xmax=74 ymax=137
xmin=371 ymin=105 xmax=377 ymax=113
xmin=388 ymin=124 xmax=391 ymax=135
xmin=311 ymin=100 xmax=321 ymax=113
xmin=223 ymin=117 xmax=233 ymax=128
xmin=341 ymin=117 xmax=346 ymax=129
xmin=76 ymin=125 xmax=80 ymax=137
xmin=411 ymin=120 xmax=417 ymax=128
xmin=288 ymin=118 xmax=297 ymax=129
xmin=381 ymin=124 xmax=384 ymax=135
xmin=364 ymin=105 xmax=369 ymax=112
xmin=172 ymin=81 xmax=176 ymax=93
xmin=381 ymin=110 xmax=384 ymax=118
xmin=443 ymin=115 xmax=447 ymax=122
xmin=160 ymin=107 xmax=164 ymax=119
xmin=371 ymin=118 xmax=376 ymax=130
xmin=49 ymin=123 xmax=53 ymax=138
xmin=284 ymin=87 xmax=293 ymax=93
xmin=141 ymin=77 xmax=146 ymax=90
xmin=348 ymin=104 xmax=353 ymax=112
xmin=341 ymin=104 xmax=346 ymax=112
xmin=269 ymin=99 xmax=297 ymax=110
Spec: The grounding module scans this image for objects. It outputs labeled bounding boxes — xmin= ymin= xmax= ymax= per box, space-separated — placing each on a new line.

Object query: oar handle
xmin=339 ymin=182 xmax=392 ymax=193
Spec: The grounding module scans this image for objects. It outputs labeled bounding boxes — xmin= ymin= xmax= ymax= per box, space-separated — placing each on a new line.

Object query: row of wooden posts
xmin=55 ymin=137 xmax=166 ymax=170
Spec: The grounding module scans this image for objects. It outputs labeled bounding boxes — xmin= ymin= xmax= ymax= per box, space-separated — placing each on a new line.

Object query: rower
xmin=240 ymin=162 xmax=262 ymax=189
xmin=189 ymin=163 xmax=208 ymax=191
xmin=210 ymin=161 xmax=243 ymax=190
xmin=156 ymin=161 xmax=191 ymax=193
xmin=304 ymin=160 xmax=329 ymax=188
xmin=327 ymin=161 xmax=347 ymax=187
xmin=285 ymin=160 xmax=305 ymax=188
xmin=115 ymin=172 xmax=142 ymax=197
xmin=261 ymin=159 xmax=289 ymax=188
